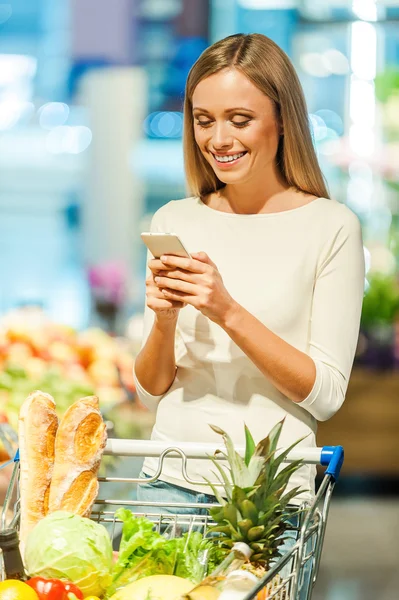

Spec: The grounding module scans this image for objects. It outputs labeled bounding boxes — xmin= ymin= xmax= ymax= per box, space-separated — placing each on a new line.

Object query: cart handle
xmin=103 ymin=439 xmax=345 ymax=480
xmin=320 ymin=445 xmax=344 ymax=481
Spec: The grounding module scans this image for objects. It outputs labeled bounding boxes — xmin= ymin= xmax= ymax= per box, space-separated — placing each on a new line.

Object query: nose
xmin=211 ymin=121 xmax=233 ymax=150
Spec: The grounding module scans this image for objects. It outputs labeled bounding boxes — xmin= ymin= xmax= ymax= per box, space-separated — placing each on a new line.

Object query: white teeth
xmin=214 ymin=152 xmax=245 ymax=163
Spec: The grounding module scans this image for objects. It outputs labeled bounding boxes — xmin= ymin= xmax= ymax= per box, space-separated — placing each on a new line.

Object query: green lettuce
xmin=25 ymin=511 xmax=113 ymax=598
xmin=107 ymin=509 xmax=225 ymax=597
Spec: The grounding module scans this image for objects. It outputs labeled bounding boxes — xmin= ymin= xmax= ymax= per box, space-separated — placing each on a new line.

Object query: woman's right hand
xmin=146 ymin=258 xmax=185 ymax=321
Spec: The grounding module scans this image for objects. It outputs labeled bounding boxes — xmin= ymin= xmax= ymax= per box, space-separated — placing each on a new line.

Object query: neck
xmin=220 ymin=163 xmax=291 ymax=215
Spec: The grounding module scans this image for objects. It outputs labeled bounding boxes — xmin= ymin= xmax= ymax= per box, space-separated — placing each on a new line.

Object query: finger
xmin=147 ymin=292 xmax=185 ymax=307
xmin=155 ymin=277 xmax=196 ymax=295
xmin=157 ymin=268 xmax=194 ymax=282
xmin=160 ymin=255 xmax=209 ymax=273
xmin=190 ymin=251 xmax=217 ymax=268
xmin=161 ymin=288 xmax=194 ymax=304
xmin=148 ymin=298 xmax=184 ymax=310
xmin=148 ymin=258 xmax=167 ymax=273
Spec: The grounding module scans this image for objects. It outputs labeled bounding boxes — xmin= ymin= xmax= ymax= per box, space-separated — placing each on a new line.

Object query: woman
xmin=133 ymin=33 xmax=365 ymax=511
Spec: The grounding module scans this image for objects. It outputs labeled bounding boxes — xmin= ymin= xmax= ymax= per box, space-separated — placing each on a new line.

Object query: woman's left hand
xmin=153 ymin=252 xmax=238 ymax=326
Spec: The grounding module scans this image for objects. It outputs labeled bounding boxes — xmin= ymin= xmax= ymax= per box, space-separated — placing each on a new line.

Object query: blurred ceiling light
xmin=0 ymin=55 xmax=37 ymax=86
xmin=141 ymin=0 xmax=182 ymax=19
xmin=46 ymin=125 xmax=92 ymax=154
xmin=0 ymin=4 xmax=12 ymax=25
xmin=347 ymin=178 xmax=372 ymax=216
xmin=348 ymin=160 xmax=373 ymax=182
xmin=350 ymin=21 xmax=376 ymax=80
xmin=144 ymin=111 xmax=183 ymax=138
xmin=315 ymin=109 xmax=344 ymax=136
xmin=67 ymin=126 xmax=93 ymax=154
xmin=38 ymin=102 xmax=70 ymax=130
xmin=309 ymin=113 xmax=328 ymax=141
xmin=349 ymin=123 xmax=375 ymax=157
xmin=238 ymin=0 xmax=295 ymax=8
xmin=300 ymin=53 xmax=330 ymax=77
xmin=349 ymin=79 xmax=375 ymax=126
xmin=321 ymin=49 xmax=350 ymax=75
xmin=318 ymin=130 xmax=340 ymax=156
xmin=352 ymin=0 xmax=377 ymax=22
xmin=0 ymin=100 xmax=34 ymax=131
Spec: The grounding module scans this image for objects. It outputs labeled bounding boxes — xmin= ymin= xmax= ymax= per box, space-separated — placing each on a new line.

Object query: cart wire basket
xmin=0 ymin=439 xmax=344 ymax=600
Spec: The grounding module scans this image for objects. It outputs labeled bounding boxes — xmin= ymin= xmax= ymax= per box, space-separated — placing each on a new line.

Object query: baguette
xmin=18 ymin=391 xmax=58 ymax=544
xmin=48 ymin=395 xmax=107 ymax=517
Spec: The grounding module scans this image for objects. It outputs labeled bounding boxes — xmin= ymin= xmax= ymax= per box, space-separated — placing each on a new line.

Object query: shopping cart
xmin=0 ymin=439 xmax=344 ymax=600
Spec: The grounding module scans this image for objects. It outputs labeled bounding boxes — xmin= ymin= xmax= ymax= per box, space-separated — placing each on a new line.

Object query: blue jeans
xmin=136 ymin=474 xmax=312 ymax=598
xmin=136 ymin=471 xmax=217 ymax=515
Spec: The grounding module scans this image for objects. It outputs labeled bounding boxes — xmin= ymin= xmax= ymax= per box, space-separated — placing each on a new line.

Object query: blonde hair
xmin=183 ymin=33 xmax=329 ymax=199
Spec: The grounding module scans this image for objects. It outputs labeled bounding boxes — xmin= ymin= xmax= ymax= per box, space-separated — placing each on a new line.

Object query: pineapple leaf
xmin=266 ymin=435 xmax=308 ymax=483
xmin=209 ymin=506 xmax=225 ymax=522
xmin=244 ymin=423 xmax=256 ymax=466
xmin=237 ymin=519 xmax=252 ymax=536
xmin=210 ymin=423 xmax=249 ymax=487
xmin=240 ymin=499 xmax=258 ymax=525
xmin=208 ymin=525 xmax=232 ymax=535
xmin=279 ymin=486 xmax=306 ymax=510
xmin=210 ymin=424 xmax=225 ymax=436
xmin=223 ymin=504 xmax=239 ymax=529
xmin=232 ymin=486 xmax=247 ymax=510
xmin=202 ymin=476 xmax=226 ymax=506
xmin=254 ymin=419 xmax=284 ymax=459
xmin=209 ymin=458 xmax=233 ymax=500
xmin=267 ymin=460 xmax=303 ymax=496
xmin=247 ymin=525 xmax=265 ymax=542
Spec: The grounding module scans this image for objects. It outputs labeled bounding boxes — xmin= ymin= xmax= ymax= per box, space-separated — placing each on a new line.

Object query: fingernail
xmin=154 ymin=277 xmax=159 ymax=283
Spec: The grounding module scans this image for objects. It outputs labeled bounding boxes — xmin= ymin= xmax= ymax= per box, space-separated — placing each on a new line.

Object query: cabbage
xmin=25 ymin=510 xmax=113 ymax=598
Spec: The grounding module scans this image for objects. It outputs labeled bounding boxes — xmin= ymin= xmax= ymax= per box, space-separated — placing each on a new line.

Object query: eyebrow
xmin=193 ymin=107 xmax=255 ymax=114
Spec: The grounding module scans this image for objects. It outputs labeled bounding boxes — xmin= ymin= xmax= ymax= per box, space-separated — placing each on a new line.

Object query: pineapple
xmin=205 ymin=419 xmax=306 ymax=576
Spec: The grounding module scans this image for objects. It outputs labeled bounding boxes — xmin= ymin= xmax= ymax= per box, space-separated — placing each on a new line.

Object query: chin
xmin=215 ymin=171 xmax=247 ymax=184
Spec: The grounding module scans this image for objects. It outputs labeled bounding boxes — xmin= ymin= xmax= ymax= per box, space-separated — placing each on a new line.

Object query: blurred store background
xmin=0 ymin=0 xmax=398 ymax=598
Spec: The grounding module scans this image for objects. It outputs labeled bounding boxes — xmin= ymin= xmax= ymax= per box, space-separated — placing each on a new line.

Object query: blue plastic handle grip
xmin=14 ymin=448 xmax=19 ymax=462
xmin=320 ymin=445 xmax=344 ymax=481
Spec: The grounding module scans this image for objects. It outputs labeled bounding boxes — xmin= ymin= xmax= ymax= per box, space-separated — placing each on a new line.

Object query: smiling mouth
xmin=212 ymin=151 xmax=247 ymax=165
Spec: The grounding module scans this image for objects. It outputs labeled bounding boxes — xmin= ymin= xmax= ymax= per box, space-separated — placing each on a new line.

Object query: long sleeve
xmin=298 ymin=209 xmax=365 ymax=421
xmin=132 ymin=208 xmax=170 ymax=411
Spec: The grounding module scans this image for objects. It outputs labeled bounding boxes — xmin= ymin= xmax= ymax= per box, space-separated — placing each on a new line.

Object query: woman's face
xmin=192 ymin=68 xmax=281 ymax=186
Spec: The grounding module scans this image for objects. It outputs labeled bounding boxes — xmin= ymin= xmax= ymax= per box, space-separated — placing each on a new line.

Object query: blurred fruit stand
xmin=0 ymin=307 xmax=155 ymax=466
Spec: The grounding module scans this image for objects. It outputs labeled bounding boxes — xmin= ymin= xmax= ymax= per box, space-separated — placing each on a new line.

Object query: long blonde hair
xmin=183 ymin=33 xmax=329 ymax=199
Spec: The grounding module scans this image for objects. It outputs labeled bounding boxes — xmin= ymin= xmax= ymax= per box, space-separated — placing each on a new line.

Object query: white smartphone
xmin=141 ymin=232 xmax=191 ymax=259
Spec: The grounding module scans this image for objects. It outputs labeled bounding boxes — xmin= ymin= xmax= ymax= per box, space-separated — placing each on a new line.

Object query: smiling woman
xmin=183 ymin=33 xmax=329 ymax=213
xmin=133 ymin=35 xmax=365 ymax=571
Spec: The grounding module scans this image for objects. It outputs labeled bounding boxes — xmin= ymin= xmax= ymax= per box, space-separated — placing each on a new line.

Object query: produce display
xmin=0 ymin=309 xmax=136 ymax=451
xmin=0 ymin=391 xmax=305 ymax=600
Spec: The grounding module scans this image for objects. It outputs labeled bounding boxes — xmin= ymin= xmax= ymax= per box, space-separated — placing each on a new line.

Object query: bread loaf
xmin=48 ymin=395 xmax=107 ymax=517
xmin=18 ymin=391 xmax=58 ymax=544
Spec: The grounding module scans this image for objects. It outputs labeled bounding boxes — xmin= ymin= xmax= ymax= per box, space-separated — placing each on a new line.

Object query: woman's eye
xmin=232 ymin=120 xmax=250 ymax=128
xmin=197 ymin=120 xmax=213 ymax=128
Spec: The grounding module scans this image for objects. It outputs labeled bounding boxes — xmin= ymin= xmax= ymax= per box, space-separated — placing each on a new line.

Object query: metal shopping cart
xmin=0 ymin=439 xmax=344 ymax=600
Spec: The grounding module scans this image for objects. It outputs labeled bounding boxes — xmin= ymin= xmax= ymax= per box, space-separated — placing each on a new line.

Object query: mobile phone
xmin=141 ymin=232 xmax=191 ymax=259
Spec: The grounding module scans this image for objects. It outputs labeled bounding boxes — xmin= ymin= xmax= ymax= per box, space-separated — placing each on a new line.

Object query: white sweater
xmin=134 ymin=196 xmax=365 ymax=501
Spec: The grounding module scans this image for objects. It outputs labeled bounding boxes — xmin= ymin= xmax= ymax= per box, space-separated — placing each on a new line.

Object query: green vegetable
xmin=107 ymin=509 xmax=178 ymax=596
xmin=25 ymin=511 xmax=113 ymax=598
xmin=107 ymin=509 xmax=225 ymax=597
